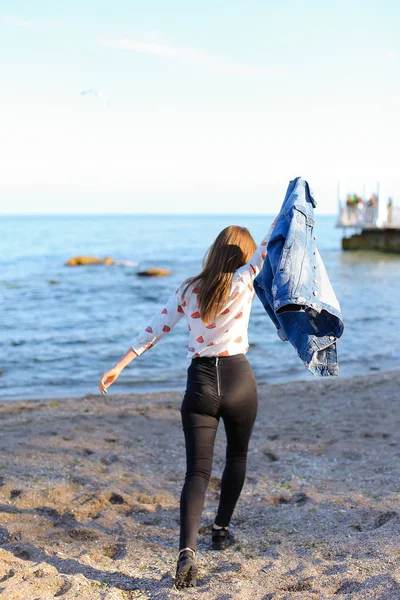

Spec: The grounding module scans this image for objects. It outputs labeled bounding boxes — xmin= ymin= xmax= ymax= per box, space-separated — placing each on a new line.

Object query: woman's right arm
xmin=236 ymin=216 xmax=278 ymax=282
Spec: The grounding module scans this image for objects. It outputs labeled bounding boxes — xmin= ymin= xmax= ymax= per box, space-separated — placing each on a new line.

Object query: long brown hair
xmin=182 ymin=226 xmax=257 ymax=324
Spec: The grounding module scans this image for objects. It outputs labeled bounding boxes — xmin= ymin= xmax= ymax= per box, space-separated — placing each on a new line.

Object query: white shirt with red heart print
xmin=130 ymin=223 xmax=276 ymax=359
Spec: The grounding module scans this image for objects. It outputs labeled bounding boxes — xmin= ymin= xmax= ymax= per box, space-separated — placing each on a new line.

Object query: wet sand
xmin=0 ymin=369 xmax=400 ymax=599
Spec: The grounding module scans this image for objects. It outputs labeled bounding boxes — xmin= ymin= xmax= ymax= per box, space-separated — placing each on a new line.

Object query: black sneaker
xmin=211 ymin=527 xmax=235 ymax=550
xmin=175 ymin=549 xmax=198 ymax=589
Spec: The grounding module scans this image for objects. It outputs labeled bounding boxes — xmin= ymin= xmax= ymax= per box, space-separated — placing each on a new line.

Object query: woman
xmin=99 ymin=222 xmax=275 ymax=589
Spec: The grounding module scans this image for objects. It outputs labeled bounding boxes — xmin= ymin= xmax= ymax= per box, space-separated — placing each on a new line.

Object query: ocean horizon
xmin=1 ymin=213 xmax=400 ymax=401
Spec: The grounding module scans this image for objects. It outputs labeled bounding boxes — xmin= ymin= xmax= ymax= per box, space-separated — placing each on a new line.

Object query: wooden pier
xmin=336 ymin=190 xmax=400 ymax=253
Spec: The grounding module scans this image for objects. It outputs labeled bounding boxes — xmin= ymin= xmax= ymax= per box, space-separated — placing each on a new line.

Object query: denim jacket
xmin=254 ymin=177 xmax=344 ymax=376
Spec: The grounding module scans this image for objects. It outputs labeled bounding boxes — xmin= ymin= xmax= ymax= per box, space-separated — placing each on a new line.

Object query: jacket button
xmin=313 ymin=279 xmax=317 ymax=284
xmin=313 ymin=290 xmax=318 ymax=296
xmin=313 ymin=265 xmax=317 ymax=269
xmin=313 ymin=236 xmax=317 ymax=241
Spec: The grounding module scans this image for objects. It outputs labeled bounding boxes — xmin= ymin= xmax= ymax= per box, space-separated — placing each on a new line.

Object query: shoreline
xmin=1 ymin=365 xmax=399 ymax=404
xmin=1 ymin=369 xmax=400 ymax=599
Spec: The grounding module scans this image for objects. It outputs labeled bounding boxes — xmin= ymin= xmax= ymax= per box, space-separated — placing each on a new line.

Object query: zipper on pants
xmin=216 ymin=357 xmax=221 ymax=397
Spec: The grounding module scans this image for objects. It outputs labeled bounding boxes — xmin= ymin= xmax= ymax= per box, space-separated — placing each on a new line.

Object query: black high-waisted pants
xmin=179 ymin=354 xmax=258 ymax=550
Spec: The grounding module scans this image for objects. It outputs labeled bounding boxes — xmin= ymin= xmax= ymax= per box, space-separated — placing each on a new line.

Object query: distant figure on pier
xmin=346 ymin=194 xmax=361 ymax=206
xmin=387 ymin=198 xmax=393 ymax=226
xmin=366 ymin=194 xmax=378 ymax=225
xmin=346 ymin=194 xmax=364 ymax=225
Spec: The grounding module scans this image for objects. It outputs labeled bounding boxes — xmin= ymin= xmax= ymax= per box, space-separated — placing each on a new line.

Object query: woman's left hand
xmin=99 ymin=366 xmax=122 ymax=394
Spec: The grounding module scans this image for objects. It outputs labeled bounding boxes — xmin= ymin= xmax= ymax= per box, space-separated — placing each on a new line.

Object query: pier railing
xmin=337 ymin=201 xmax=400 ymax=229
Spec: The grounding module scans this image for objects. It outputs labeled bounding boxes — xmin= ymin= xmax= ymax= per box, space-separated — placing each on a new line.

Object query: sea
xmin=1 ymin=214 xmax=400 ymax=401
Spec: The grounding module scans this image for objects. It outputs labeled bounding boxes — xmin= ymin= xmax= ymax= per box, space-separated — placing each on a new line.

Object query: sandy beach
xmin=1 ymin=369 xmax=400 ymax=599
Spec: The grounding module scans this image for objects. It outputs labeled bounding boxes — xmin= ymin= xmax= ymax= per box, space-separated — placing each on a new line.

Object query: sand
xmin=0 ymin=369 xmax=400 ymax=600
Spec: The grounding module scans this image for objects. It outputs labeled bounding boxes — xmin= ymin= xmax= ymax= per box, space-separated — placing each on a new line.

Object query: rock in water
xmin=65 ymin=256 xmax=115 ymax=266
xmin=137 ymin=268 xmax=171 ymax=277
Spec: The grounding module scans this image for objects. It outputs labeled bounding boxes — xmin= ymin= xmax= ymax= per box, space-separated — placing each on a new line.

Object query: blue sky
xmin=1 ymin=0 xmax=399 ymax=214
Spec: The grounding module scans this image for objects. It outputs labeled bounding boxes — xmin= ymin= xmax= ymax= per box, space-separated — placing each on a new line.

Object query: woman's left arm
xmin=99 ymin=348 xmax=138 ymax=394
xmin=130 ymin=285 xmax=185 ymax=356
xmin=99 ymin=285 xmax=185 ymax=394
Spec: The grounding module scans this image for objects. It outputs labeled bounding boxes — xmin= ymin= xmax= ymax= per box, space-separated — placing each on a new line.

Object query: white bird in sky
xmin=80 ymin=88 xmax=103 ymax=98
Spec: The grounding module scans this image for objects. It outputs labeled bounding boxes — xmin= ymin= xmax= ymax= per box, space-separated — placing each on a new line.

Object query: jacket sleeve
xmin=262 ymin=211 xmax=291 ymax=286
xmin=130 ymin=286 xmax=185 ymax=356
xmin=236 ymin=217 xmax=278 ymax=283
